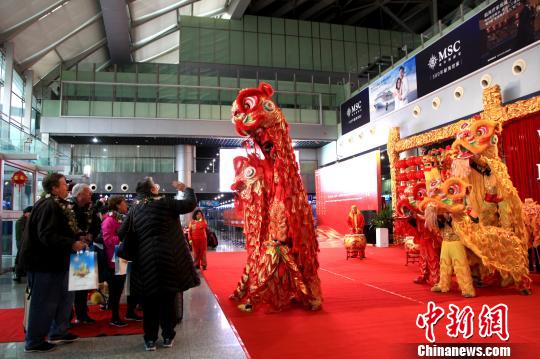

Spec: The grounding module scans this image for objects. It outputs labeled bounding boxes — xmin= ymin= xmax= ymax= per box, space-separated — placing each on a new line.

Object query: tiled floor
xmin=0 ymin=239 xmax=247 ymax=358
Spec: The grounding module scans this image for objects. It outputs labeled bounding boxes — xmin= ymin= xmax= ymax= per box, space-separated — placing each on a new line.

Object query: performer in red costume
xmin=229 ymin=83 xmax=322 ymax=312
xmin=189 ymin=209 xmax=208 ymax=270
xmin=395 ymin=183 xmax=441 ymax=286
xmin=347 ymin=205 xmax=365 ymax=234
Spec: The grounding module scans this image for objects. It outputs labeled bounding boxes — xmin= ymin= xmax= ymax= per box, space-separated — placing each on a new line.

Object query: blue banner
xmin=340 ymin=88 xmax=369 ymax=135
xmin=416 ymin=16 xmax=481 ymax=97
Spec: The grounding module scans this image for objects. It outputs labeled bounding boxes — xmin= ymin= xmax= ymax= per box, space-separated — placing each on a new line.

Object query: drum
xmin=344 ymin=234 xmax=367 ymax=260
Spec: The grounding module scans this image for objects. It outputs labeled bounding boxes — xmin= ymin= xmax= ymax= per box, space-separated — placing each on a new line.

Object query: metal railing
xmin=54 ymin=80 xmax=336 ymax=125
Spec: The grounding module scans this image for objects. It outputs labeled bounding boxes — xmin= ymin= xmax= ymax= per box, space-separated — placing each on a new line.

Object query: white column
xmin=175 ymin=144 xmax=195 ymax=225
xmin=175 ymin=145 xmax=194 ymax=189
xmin=23 ymin=70 xmax=33 ymax=131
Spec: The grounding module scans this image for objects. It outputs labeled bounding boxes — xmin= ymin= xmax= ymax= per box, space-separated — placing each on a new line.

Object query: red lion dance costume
xmin=229 ymin=83 xmax=323 ymax=312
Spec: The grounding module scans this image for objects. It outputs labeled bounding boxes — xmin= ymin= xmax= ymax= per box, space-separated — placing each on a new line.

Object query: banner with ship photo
xmin=369 ymin=56 xmax=417 ymax=121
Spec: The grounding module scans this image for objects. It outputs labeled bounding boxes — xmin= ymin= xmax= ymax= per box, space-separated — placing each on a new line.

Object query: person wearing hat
xmin=13 ymin=206 xmax=33 ymax=283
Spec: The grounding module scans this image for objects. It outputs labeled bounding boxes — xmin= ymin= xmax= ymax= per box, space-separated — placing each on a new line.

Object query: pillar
xmin=1 ymin=42 xmax=14 ymax=141
xmin=23 ymin=70 xmax=33 ymax=131
xmin=175 ymin=144 xmax=195 ymax=225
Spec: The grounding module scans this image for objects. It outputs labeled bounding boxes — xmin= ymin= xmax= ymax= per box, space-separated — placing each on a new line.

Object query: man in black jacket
xmin=20 ymin=173 xmax=86 ymax=353
xmin=70 ymin=183 xmax=101 ymax=324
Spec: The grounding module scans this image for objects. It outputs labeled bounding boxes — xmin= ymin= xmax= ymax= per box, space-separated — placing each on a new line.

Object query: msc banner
xmin=479 ymin=0 xmax=540 ymax=65
xmin=416 ymin=16 xmax=480 ymax=97
xmin=340 ymin=88 xmax=369 ymax=135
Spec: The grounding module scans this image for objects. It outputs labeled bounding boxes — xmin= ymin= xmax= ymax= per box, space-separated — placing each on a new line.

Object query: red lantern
xmin=11 ymin=170 xmax=28 ymax=192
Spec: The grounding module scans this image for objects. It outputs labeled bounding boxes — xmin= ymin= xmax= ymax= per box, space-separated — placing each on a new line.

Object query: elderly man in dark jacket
xmin=20 ymin=173 xmax=86 ymax=353
xmin=118 ymin=177 xmax=199 ymax=351
xmin=70 ymin=183 xmax=101 ymax=324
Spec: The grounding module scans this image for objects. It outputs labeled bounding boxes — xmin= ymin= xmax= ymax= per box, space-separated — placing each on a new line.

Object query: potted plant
xmin=369 ymin=208 xmax=393 ymax=247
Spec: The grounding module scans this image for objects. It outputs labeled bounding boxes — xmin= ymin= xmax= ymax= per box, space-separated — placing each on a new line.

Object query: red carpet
xmin=0 ymin=304 xmax=142 ymax=343
xmin=203 ymin=247 xmax=540 ymax=359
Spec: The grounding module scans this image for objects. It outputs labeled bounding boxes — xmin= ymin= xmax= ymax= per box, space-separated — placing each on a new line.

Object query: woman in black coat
xmin=118 ymin=177 xmax=199 ymax=351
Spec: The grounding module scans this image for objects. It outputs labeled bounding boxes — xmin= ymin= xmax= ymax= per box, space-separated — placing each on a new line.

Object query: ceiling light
xmin=92 ymin=137 xmax=99 ymax=143
xmin=103 ymin=148 xmax=107 ymax=152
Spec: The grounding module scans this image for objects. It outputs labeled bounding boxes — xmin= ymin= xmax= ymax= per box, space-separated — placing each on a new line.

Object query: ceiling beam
xmin=100 ymin=0 xmax=132 ymax=64
xmin=249 ymin=0 xmax=276 ymax=12
xmin=378 ymin=2 xmax=415 ymax=33
xmin=299 ymin=0 xmax=339 ymax=20
xmin=0 ymin=0 xmax=70 ymax=44
xmin=273 ymin=0 xmax=310 ymax=17
xmin=18 ymin=12 xmax=103 ymax=72
xmin=344 ymin=1 xmax=383 ymax=25
xmin=131 ymin=0 xmax=200 ymax=27
xmin=402 ymin=3 xmax=430 ymax=23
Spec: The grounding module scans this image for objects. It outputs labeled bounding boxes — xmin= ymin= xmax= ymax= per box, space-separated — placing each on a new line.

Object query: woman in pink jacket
xmin=102 ymin=196 xmax=129 ymax=326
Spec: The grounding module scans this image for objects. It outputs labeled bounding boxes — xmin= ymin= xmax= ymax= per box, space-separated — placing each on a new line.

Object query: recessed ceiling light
xmin=92 ymin=137 xmax=98 ymax=143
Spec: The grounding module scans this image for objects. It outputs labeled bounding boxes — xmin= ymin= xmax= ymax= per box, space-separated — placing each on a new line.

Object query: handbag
xmin=23 ymin=286 xmax=31 ymax=333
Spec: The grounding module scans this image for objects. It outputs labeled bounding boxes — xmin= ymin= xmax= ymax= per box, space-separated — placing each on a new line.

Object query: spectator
xmin=13 ymin=206 xmax=32 ymax=283
xmin=189 ymin=209 xmax=209 ymax=270
xmin=102 ymin=196 xmax=130 ymax=327
xmin=118 ymin=177 xmax=199 ymax=351
xmin=19 ymin=173 xmax=86 ymax=353
xmin=71 ymin=183 xmax=101 ymax=324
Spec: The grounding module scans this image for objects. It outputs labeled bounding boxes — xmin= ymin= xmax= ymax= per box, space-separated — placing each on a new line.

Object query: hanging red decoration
xmin=11 ymin=170 xmax=28 ymax=192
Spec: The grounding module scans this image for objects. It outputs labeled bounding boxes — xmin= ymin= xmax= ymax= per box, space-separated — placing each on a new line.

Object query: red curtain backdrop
xmin=315 ymin=151 xmax=381 ymax=235
xmin=501 ymin=111 xmax=540 ymax=202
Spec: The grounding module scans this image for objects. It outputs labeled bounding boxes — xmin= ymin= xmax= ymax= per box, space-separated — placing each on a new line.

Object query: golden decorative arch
xmin=388 ymin=85 xmax=540 ymax=210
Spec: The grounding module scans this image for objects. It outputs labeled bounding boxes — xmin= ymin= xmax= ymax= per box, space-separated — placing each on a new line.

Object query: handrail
xmin=60 ymin=80 xmax=335 ymax=96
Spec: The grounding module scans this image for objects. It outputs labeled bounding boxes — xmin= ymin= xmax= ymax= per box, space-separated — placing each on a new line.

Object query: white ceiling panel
xmin=0 ymin=0 xmax=59 ymax=32
xmin=78 ymin=47 xmax=108 ymax=66
xmin=133 ymin=31 xmax=179 ymax=62
xmin=149 ymin=49 xmax=180 ymax=64
xmin=190 ymin=0 xmax=227 ymax=16
xmin=56 ymin=21 xmax=105 ymax=60
xmin=131 ymin=11 xmax=176 ymax=44
xmin=129 ymin=0 xmax=182 ymax=21
xmin=12 ymin=0 xmax=101 ymax=63
xmin=31 ymin=49 xmax=61 ymax=82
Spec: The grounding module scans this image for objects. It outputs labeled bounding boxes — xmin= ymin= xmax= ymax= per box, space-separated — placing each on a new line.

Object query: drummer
xmin=347 ymin=205 xmax=365 ymax=234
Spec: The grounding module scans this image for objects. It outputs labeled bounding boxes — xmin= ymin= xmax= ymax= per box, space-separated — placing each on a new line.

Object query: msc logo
xmin=347 ymin=101 xmax=362 ymax=117
xmin=428 ymin=40 xmax=461 ymax=70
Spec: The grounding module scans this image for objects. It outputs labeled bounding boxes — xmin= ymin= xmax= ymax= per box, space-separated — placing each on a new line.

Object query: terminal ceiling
xmin=0 ymin=0 xmax=472 ymax=87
